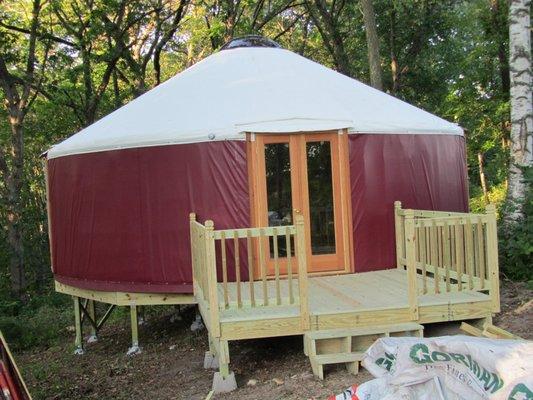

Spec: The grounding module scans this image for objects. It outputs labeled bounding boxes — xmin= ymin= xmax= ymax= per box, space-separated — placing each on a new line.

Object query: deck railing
xmin=190 ymin=213 xmax=310 ymax=337
xmin=394 ymin=201 xmax=500 ymax=319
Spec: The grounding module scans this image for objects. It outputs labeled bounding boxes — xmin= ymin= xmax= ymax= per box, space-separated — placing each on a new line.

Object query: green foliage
xmin=499 ymin=167 xmax=533 ymax=281
xmin=0 ymin=290 xmax=72 ymax=351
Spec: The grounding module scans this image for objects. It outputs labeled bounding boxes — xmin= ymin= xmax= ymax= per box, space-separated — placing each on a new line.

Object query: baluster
xmin=246 ymin=230 xmax=255 ymax=307
xmin=465 ymin=219 xmax=474 ymax=290
xmin=220 ymin=231 xmax=229 ymax=308
xmin=286 ymin=226 xmax=294 ymax=304
xmin=431 ymin=220 xmax=439 ymax=294
xmin=443 ymin=221 xmax=451 ymax=292
xmin=234 ymin=232 xmax=242 ymax=308
xmin=258 ymin=228 xmax=268 ymax=306
xmin=273 ymin=228 xmax=281 ymax=305
xmin=419 ymin=221 xmax=427 ymax=294
xmin=477 ymin=218 xmax=486 ymax=288
xmin=454 ymin=223 xmax=464 ymax=291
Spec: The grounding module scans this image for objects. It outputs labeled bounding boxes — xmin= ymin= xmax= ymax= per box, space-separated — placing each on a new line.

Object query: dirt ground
xmin=16 ymin=280 xmax=532 ymax=400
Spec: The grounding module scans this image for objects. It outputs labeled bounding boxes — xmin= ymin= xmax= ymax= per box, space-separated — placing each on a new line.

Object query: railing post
xmin=295 ymin=215 xmax=310 ymax=330
xmin=485 ymin=204 xmax=500 ymax=313
xmin=189 ymin=213 xmax=197 ymax=293
xmin=404 ymin=209 xmax=419 ymax=320
xmin=394 ymin=201 xmax=404 ymax=269
xmin=205 ymin=220 xmax=221 ymax=337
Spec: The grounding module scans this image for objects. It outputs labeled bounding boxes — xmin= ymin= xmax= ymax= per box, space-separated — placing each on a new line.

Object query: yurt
xmin=46 ymin=36 xmax=467 ymax=307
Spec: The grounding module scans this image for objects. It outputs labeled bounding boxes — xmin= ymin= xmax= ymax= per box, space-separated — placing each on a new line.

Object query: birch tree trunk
xmin=361 ymin=0 xmax=383 ymax=90
xmin=507 ymin=0 xmax=532 ymax=223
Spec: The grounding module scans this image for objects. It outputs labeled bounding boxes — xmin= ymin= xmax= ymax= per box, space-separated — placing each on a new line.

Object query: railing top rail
xmin=414 ymin=215 xmax=490 ymax=227
xmin=396 ymin=209 xmax=486 ymax=218
xmin=213 ymin=225 xmax=296 ymax=240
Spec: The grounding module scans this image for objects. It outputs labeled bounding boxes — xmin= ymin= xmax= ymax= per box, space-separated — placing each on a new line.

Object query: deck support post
xmin=127 ymin=304 xmax=141 ymax=355
xmin=295 ymin=215 xmax=310 ymax=331
xmin=485 ymin=204 xmax=500 ymax=313
xmin=211 ymin=338 xmax=237 ymax=393
xmin=87 ymin=300 xmax=98 ymax=343
xmin=404 ymin=209 xmax=419 ymax=320
xmin=73 ymin=296 xmax=84 ymax=355
xmin=204 ymin=220 xmax=221 ymax=338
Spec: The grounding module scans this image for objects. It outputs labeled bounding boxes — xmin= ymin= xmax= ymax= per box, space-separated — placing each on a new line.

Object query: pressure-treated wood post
xmin=394 ymin=201 xmax=404 ymax=269
xmin=189 ymin=213 xmax=197 ymax=293
xmin=404 ymin=210 xmax=419 ymax=320
xmin=73 ymin=296 xmax=84 ymax=354
xmin=295 ymin=215 xmax=310 ymax=330
xmin=127 ymin=303 xmax=141 ymax=355
xmin=87 ymin=300 xmax=97 ymax=342
xmin=205 ymin=220 xmax=221 ymax=337
xmin=485 ymin=204 xmax=500 ymax=313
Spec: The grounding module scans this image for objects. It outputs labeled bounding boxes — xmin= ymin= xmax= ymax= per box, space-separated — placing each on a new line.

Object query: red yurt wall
xmin=349 ymin=134 xmax=469 ymax=272
xmin=48 ymin=141 xmax=250 ymax=293
xmin=48 ymin=133 xmax=468 ymax=293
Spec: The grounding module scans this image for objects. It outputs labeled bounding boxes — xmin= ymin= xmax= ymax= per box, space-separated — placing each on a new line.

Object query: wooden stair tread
xmin=305 ymin=322 xmax=423 ymax=340
xmin=313 ymin=352 xmax=364 ymax=365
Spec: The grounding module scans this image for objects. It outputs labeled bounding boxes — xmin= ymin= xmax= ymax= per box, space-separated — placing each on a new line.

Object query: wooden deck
xmin=189 ymin=204 xmax=500 ymax=386
xmin=218 ymin=269 xmax=491 ymax=323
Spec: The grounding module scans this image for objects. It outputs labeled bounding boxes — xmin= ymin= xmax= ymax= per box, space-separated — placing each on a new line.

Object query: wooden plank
xmin=485 ymin=205 xmax=500 ymax=312
xmin=419 ymin=222 xmax=427 ymax=294
xmin=394 ymin=201 xmax=404 ymax=269
xmin=220 ymin=231 xmax=229 ymax=309
xmin=454 ymin=224 xmax=464 ymax=291
xmin=258 ymin=228 xmax=268 ymax=306
xmin=403 ymin=210 xmax=418 ymax=320
xmin=295 ymin=215 xmax=310 ymax=330
xmin=305 ymin=322 xmax=424 ymax=340
xmin=484 ymin=324 xmax=522 ymax=340
xmin=465 ymin=219 xmax=474 ymax=290
xmin=273 ymin=227 xmax=281 ymax=305
xmin=314 ymin=353 xmax=364 ymax=365
xmin=286 ymin=226 xmax=294 ymax=304
xmin=460 ymin=322 xmax=483 ymax=337
xmin=55 ymin=281 xmax=195 ymax=306
xmin=443 ymin=221 xmax=451 ymax=292
xmin=246 ymin=231 xmax=256 ymax=307
xmin=220 ymin=316 xmax=303 ymax=340
xmin=476 ymin=218 xmax=486 ymax=289
xmin=214 ymin=225 xmax=296 ymax=239
xmin=234 ymin=233 xmax=242 ymax=308
xmin=430 ymin=220 xmax=439 ymax=294
xmin=204 ymin=220 xmax=220 ymax=337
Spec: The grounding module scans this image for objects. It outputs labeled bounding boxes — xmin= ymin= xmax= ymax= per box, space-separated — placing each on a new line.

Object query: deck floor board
xmin=218 ymin=269 xmax=490 ymax=323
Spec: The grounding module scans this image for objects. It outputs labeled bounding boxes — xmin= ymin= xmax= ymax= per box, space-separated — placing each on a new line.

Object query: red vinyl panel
xmin=48 ymin=141 xmax=250 ymax=293
xmin=348 ymin=134 xmax=469 ymax=272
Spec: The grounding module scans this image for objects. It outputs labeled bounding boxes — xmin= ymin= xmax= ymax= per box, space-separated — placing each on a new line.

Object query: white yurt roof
xmin=48 ymin=45 xmax=463 ymax=159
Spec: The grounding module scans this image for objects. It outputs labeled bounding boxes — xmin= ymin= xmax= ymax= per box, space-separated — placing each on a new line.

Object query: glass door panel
xmin=306 ymin=141 xmax=336 ymax=255
xmin=264 ymin=142 xmax=295 ymax=257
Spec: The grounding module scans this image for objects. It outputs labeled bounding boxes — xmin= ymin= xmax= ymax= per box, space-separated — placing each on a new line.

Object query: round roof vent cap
xmin=220 ymin=35 xmax=282 ymax=50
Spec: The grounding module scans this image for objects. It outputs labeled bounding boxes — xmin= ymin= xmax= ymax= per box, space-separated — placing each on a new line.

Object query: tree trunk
xmin=6 ymin=119 xmax=26 ymax=297
xmin=506 ymin=0 xmax=532 ymax=223
xmin=361 ymin=0 xmax=383 ymax=90
xmin=478 ymin=152 xmax=490 ymax=205
xmin=389 ymin=6 xmax=399 ymax=94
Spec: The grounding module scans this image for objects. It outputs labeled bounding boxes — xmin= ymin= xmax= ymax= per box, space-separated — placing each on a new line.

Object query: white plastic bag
xmin=356 ymin=336 xmax=533 ymax=400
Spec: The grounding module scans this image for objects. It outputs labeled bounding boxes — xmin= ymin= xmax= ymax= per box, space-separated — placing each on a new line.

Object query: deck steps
xmin=304 ymin=322 xmax=424 ymax=379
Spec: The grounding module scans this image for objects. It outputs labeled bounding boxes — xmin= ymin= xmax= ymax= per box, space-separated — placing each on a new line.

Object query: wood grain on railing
xmin=395 ymin=203 xmax=499 ymax=312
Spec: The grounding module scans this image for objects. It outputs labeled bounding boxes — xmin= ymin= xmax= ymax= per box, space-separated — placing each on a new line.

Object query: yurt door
xmin=249 ymin=131 xmax=352 ymax=276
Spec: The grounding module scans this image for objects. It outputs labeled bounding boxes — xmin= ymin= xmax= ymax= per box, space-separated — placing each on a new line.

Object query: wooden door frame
xmin=247 ymin=129 xmax=354 ymax=277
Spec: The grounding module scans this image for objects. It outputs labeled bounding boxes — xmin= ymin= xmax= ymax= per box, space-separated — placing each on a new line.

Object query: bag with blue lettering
xmin=358 ymin=336 xmax=532 ymax=400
